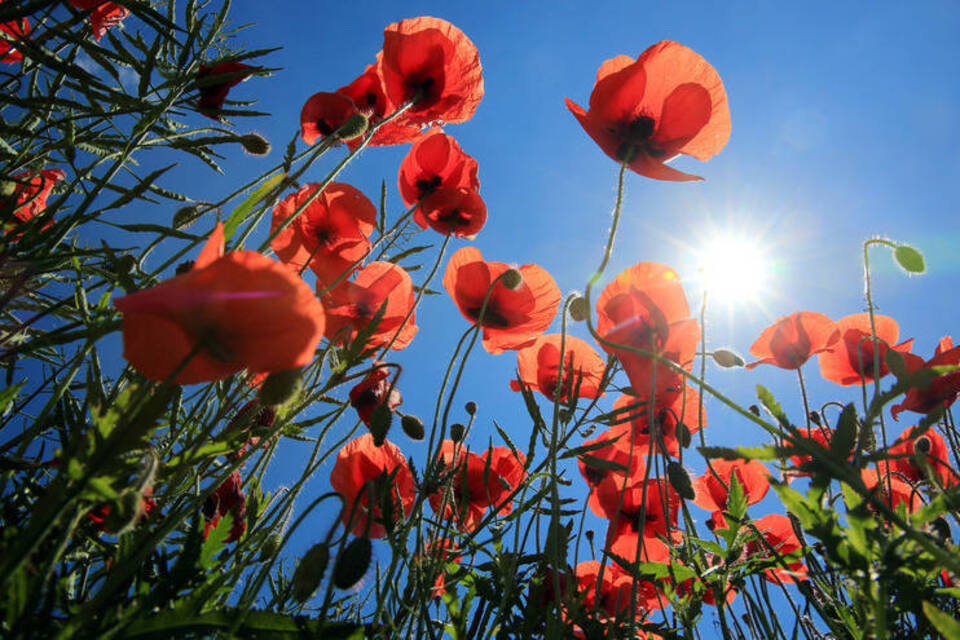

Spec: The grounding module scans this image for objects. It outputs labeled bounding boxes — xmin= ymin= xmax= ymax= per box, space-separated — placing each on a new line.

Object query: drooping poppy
xmin=115 ymin=223 xmax=326 ymax=385
xmin=329 ymin=433 xmax=416 ymax=538
xmin=607 ymin=385 xmax=705 ymax=458
xmin=428 ymin=440 xmax=526 ymax=531
xmin=397 ymin=128 xmax=480 ymax=207
xmin=337 ymin=60 xmax=424 ymax=147
xmin=270 ymin=182 xmax=376 ymax=282
xmin=320 ymin=261 xmax=418 ymax=351
xmin=443 ymin=247 xmax=561 ymax=355
xmin=886 ymin=425 xmax=955 ymax=487
xmin=596 ymin=262 xmax=699 ymax=398
xmin=747 ymin=311 xmax=840 ymax=370
xmin=69 ymin=1 xmax=128 ymax=41
xmin=744 ymin=514 xmax=806 ymax=584
xmin=379 ymin=17 xmax=484 ymax=127
xmin=692 ymin=459 xmax=770 ymax=526
xmin=349 ymin=363 xmax=402 ymax=427
xmin=195 ymin=62 xmax=256 ymax=118
xmin=891 ymin=336 xmax=960 ymax=420
xmin=2 ymin=168 xmax=65 ymax=232
xmin=203 ymin=470 xmax=246 ymax=543
xmin=415 ymin=187 xmax=486 ymax=238
xmin=818 ymin=313 xmax=913 ymax=386
xmin=299 ymin=91 xmax=360 ymax=145
xmin=595 ymin=475 xmax=679 ymax=562
xmin=565 ymin=41 xmax=731 ymax=181
xmin=861 ymin=469 xmax=923 ymax=515
xmin=0 ymin=1 xmax=29 ymax=64
xmin=577 ymin=429 xmax=647 ymax=517
xmin=510 ymin=334 xmax=607 ymax=401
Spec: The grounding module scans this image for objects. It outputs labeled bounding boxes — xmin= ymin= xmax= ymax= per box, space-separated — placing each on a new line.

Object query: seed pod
xmin=292 ymin=542 xmax=330 ymax=602
xmin=450 ymin=423 xmax=466 ymax=443
xmin=257 ymin=368 xmax=302 ymax=406
xmin=712 ymin=348 xmax=744 ymax=368
xmin=667 ymin=461 xmax=695 ymax=500
xmin=400 ymin=414 xmax=424 ymax=441
xmin=333 ymin=536 xmax=372 ymax=590
xmin=240 ymin=133 xmax=271 ymax=156
xmin=464 ymin=401 xmax=478 ymax=416
xmin=337 ymin=113 xmax=369 ymax=141
xmin=914 ymin=435 xmax=931 ymax=454
xmin=568 ymin=296 xmax=590 ymax=322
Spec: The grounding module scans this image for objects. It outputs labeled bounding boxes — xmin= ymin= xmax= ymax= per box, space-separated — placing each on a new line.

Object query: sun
xmin=695 ymin=233 xmax=772 ymax=304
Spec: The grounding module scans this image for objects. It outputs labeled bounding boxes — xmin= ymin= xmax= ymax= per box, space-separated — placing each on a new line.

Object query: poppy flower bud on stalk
xmin=713 ymin=348 xmax=745 ymax=368
xmin=239 ymin=133 xmax=271 ymax=156
xmin=568 ymin=296 xmax=590 ymax=322
xmin=464 ymin=401 xmax=478 ymax=416
xmin=400 ymin=413 xmax=424 ymax=440
xmin=333 ymin=536 xmax=372 ymax=590
xmin=292 ymin=542 xmax=330 ymax=602
xmin=172 ymin=205 xmax=203 ymax=229
xmin=257 ymin=368 xmax=302 ymax=406
xmin=450 ymin=423 xmax=466 ymax=442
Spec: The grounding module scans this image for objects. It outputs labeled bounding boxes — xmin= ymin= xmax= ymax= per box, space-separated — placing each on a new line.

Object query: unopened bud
xmin=172 ymin=205 xmax=202 ymax=229
xmin=914 ymin=435 xmax=931 ymax=454
xmin=676 ymin=423 xmax=692 ymax=449
xmin=400 ymin=414 xmax=424 ymax=441
xmin=292 ymin=542 xmax=330 ymax=602
xmin=369 ymin=403 xmax=392 ymax=447
xmin=239 ymin=133 xmax=271 ymax=156
xmin=259 ymin=532 xmax=282 ymax=562
xmin=712 ymin=349 xmax=745 ymax=368
xmin=336 ymin=113 xmax=369 ymax=141
xmin=450 ymin=423 xmax=466 ymax=443
xmin=501 ymin=269 xmax=522 ymax=290
xmin=667 ymin=461 xmax=695 ymax=500
xmin=568 ymin=296 xmax=590 ymax=322
xmin=333 ymin=536 xmax=372 ymax=590
xmin=257 ymin=368 xmax=302 ymax=406
xmin=464 ymin=401 xmax=478 ymax=416
xmin=748 ymin=405 xmax=761 ymax=417
xmin=808 ymin=411 xmax=822 ymax=427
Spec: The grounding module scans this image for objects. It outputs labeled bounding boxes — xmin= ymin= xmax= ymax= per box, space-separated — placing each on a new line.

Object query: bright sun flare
xmin=696 ymin=234 xmax=771 ymax=303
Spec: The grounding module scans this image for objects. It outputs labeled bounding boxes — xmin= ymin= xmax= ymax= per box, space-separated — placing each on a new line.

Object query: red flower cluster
xmin=69 ymin=1 xmax=128 ymax=41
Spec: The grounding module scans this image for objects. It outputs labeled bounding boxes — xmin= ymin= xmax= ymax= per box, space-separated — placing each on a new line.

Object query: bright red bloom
xmin=270 ymin=182 xmax=376 ymax=282
xmin=595 ymin=475 xmax=679 ymax=561
xmin=607 ymin=385 xmax=705 ymax=458
xmin=861 ymin=469 xmax=923 ymax=515
xmin=70 ymin=1 xmax=128 ymax=41
xmin=510 ymin=334 xmax=607 ymax=401
xmin=578 ymin=429 xmax=647 ymax=517
xmin=784 ymin=426 xmax=833 ymax=480
xmin=565 ymin=41 xmax=731 ymax=181
xmin=320 ymin=261 xmax=418 ymax=351
xmin=891 ymin=336 xmax=960 ymax=420
xmin=329 ymin=434 xmax=416 ymax=538
xmin=115 ymin=223 xmax=326 ymax=384
xmin=379 ymin=17 xmax=483 ymax=128
xmin=349 ymin=363 xmax=402 ymax=427
xmin=575 ymin=561 xmax=663 ymax=620
xmin=692 ymin=459 xmax=770 ymax=519
xmin=398 ymin=128 xmax=480 ymax=207
xmin=443 ymin=247 xmax=561 ymax=355
xmin=886 ymin=425 xmax=955 ymax=486
xmin=745 ymin=514 xmax=806 ymax=584
xmin=747 ymin=312 xmax=840 ymax=370
xmin=2 ymin=169 xmax=65 ymax=232
xmin=0 ymin=1 xmax=29 ymax=64
xmin=299 ymin=92 xmax=359 ymax=145
xmin=203 ymin=470 xmax=246 ymax=543
xmin=196 ymin=62 xmax=255 ymax=117
xmin=818 ymin=313 xmax=913 ymax=386
xmin=337 ymin=60 xmax=424 ymax=147
xmin=596 ymin=262 xmax=699 ymax=398
xmin=415 ymin=187 xmax=486 ymax=238
xmin=429 ymin=441 xmax=526 ymax=531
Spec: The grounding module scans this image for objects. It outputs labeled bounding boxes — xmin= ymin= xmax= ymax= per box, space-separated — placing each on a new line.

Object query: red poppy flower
xmin=566 ymin=41 xmax=730 ymax=181
xmin=415 ymin=187 xmax=486 ymax=238
xmin=2 ymin=169 xmax=65 ymax=232
xmin=203 ymin=470 xmax=246 ymax=543
xmin=337 ymin=60 xmax=424 ymax=147
xmin=349 ymin=363 xmax=402 ymax=427
xmin=397 ymin=128 xmax=480 ymax=207
xmin=672 ymin=566 xmax=737 ymax=607
xmin=784 ymin=426 xmax=833 ymax=480
xmin=443 ymin=247 xmax=561 ymax=355
xmin=88 ymin=487 xmax=156 ymax=533
xmin=818 ymin=313 xmax=913 ymax=386
xmin=861 ymin=469 xmax=923 ymax=515
xmin=223 ymin=399 xmax=276 ymax=460
xmin=428 ymin=441 xmax=526 ymax=531
xmin=329 ymin=434 xmax=416 ymax=538
xmin=692 ymin=459 xmax=770 ymax=522
xmin=417 ymin=539 xmax=460 ymax=599
xmin=379 ymin=17 xmax=484 ymax=127
xmin=196 ymin=62 xmax=256 ymax=117
xmin=270 ymin=182 xmax=376 ymax=282
xmin=320 ymin=261 xmax=418 ymax=351
xmin=575 ymin=561 xmax=663 ymax=620
xmin=115 ymin=223 xmax=326 ymax=384
xmin=510 ymin=334 xmax=607 ymax=401
xmin=595 ymin=475 xmax=679 ymax=560
xmin=299 ymin=92 xmax=360 ymax=145
xmin=747 ymin=312 xmax=840 ymax=370
xmin=886 ymin=425 xmax=955 ymax=487
xmin=607 ymin=385 xmax=705 ymax=458
xmin=745 ymin=514 xmax=806 ymax=584
xmin=596 ymin=262 xmax=699 ymax=398
xmin=69 ymin=1 xmax=129 ymax=41
xmin=0 ymin=2 xmax=29 ymax=64
xmin=578 ymin=429 xmax=647 ymax=517
xmin=891 ymin=337 xmax=960 ymax=420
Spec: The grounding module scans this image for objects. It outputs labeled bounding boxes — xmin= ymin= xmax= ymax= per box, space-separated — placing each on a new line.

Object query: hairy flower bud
xmin=501 ymin=268 xmax=522 ymax=290
xmin=464 ymin=401 xmax=478 ymax=416
xmin=257 ymin=368 xmax=302 ymax=406
xmin=337 ymin=113 xmax=369 ymax=141
xmin=240 ymin=133 xmax=271 ymax=156
xmin=568 ymin=296 xmax=590 ymax=322
xmin=333 ymin=536 xmax=372 ymax=590
xmin=172 ymin=205 xmax=203 ymax=230
xmin=712 ymin=348 xmax=745 ymax=368
xmin=450 ymin=422 xmax=466 ymax=442
xmin=400 ymin=414 xmax=424 ymax=441
xmin=292 ymin=542 xmax=330 ymax=602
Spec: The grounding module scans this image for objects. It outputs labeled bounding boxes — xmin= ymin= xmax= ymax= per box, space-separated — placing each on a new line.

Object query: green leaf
xmin=223 ymin=173 xmax=286 ymax=240
xmin=923 ymin=601 xmax=960 ymax=639
xmin=894 ymin=244 xmax=926 ymax=274
xmin=725 ymin=470 xmax=747 ymax=522
xmin=757 ymin=384 xmax=790 ymax=429
xmin=577 ymin=454 xmax=626 ymax=473
xmin=0 ymin=381 xmax=25 ymax=415
xmin=830 ymin=403 xmax=857 ymax=459
xmin=199 ymin=512 xmax=232 ymax=569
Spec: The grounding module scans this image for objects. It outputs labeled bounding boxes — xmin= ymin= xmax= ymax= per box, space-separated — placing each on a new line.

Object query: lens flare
xmin=697 ymin=234 xmax=771 ymax=303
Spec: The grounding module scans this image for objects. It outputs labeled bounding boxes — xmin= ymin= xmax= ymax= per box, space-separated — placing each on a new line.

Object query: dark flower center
xmin=581 ymin=464 xmax=606 ymax=487
xmin=415 ymin=175 xmax=443 ymax=199
xmin=615 ymin=115 xmax=668 ymax=162
xmin=317 ymin=119 xmax=335 ymax=136
xmin=623 ymin=508 xmax=658 ymax=534
xmin=466 ymin=304 xmax=510 ymax=328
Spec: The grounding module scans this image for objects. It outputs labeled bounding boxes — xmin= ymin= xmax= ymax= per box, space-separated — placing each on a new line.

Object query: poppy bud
xmin=257 ymin=368 xmax=302 ymax=406
xmin=292 ymin=542 xmax=330 ymax=602
xmin=337 ymin=113 xmax=369 ymax=141
xmin=808 ymin=411 xmax=822 ymax=427
xmin=369 ymin=403 xmax=392 ymax=447
xmin=930 ymin=516 xmax=951 ymax=541
xmin=400 ymin=414 xmax=424 ymax=441
xmin=893 ymin=244 xmax=925 ymax=274
xmin=172 ymin=205 xmax=203 ymax=230
xmin=240 ymin=133 xmax=271 ymax=156
xmin=501 ymin=268 xmax=523 ymax=290
xmin=259 ymin=532 xmax=283 ymax=562
xmin=333 ymin=536 xmax=372 ymax=590
xmin=450 ymin=422 xmax=466 ymax=442
xmin=464 ymin=401 xmax=477 ymax=416
xmin=676 ymin=423 xmax=692 ymax=449
xmin=667 ymin=461 xmax=695 ymax=500
xmin=568 ymin=296 xmax=590 ymax=322
xmin=712 ymin=348 xmax=745 ymax=368
xmin=749 ymin=405 xmax=761 ymax=417
xmin=584 ymin=530 xmax=594 ymax=545
xmin=914 ymin=435 xmax=931 ymax=454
